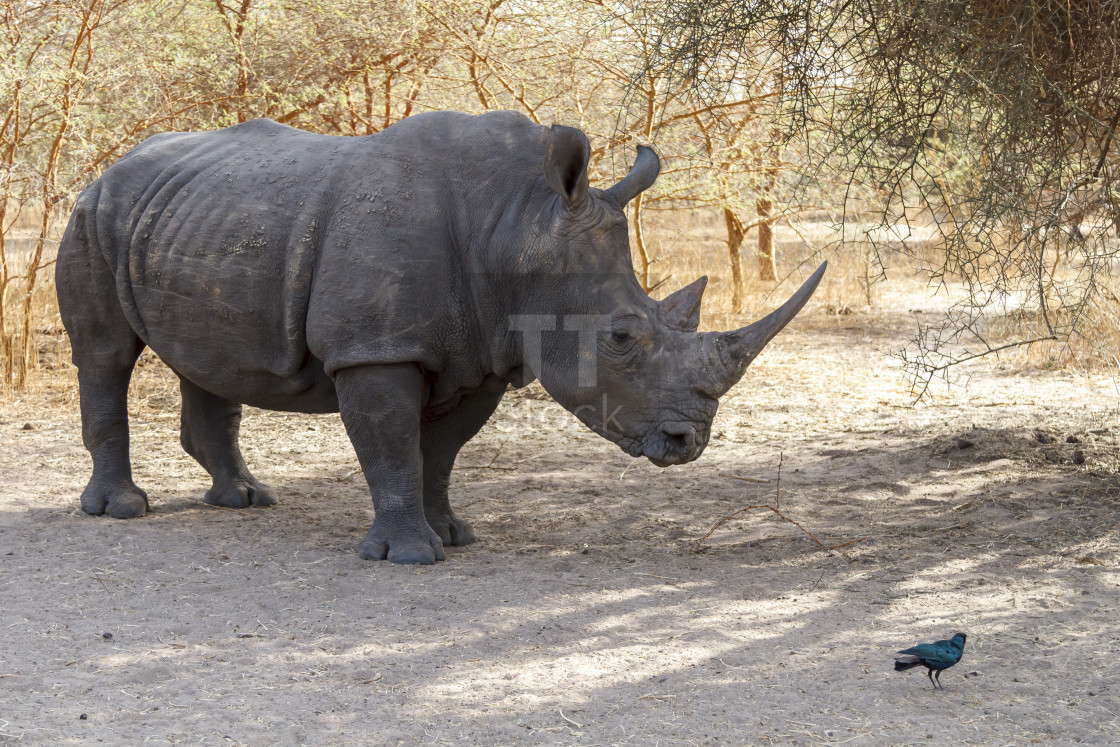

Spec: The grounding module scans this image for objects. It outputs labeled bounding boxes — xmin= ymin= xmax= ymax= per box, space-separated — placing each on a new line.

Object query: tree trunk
xmin=756 ymin=195 xmax=776 ymax=281
xmin=213 ymin=0 xmax=253 ymax=122
xmin=18 ymin=203 xmax=52 ymax=387
xmin=363 ymin=68 xmax=376 ymax=133
xmin=0 ymin=223 xmax=10 ymax=392
xmin=16 ymin=0 xmax=101 ymax=387
xmin=633 ymin=192 xmax=652 ymax=292
xmin=632 ymin=71 xmax=660 ymax=294
xmin=723 ymin=207 xmax=745 ymax=311
xmin=755 ymin=125 xmax=780 ymax=282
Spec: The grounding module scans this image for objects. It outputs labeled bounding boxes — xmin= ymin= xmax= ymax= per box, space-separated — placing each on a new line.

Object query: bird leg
xmin=927 ymin=669 xmax=937 ymax=689
xmin=934 ymin=670 xmax=943 ymax=690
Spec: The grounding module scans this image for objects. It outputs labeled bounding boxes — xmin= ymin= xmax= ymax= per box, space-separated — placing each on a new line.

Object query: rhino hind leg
xmin=423 ymin=451 xmax=478 ymax=547
xmin=428 ymin=507 xmax=479 ymax=548
xmin=420 ymin=379 xmax=506 ymax=547
xmin=178 ymin=376 xmax=277 ymax=509
xmin=75 ymin=359 xmax=150 ymax=518
xmin=335 ymin=364 xmax=445 ymax=564
xmin=58 ymin=204 xmax=149 ymax=518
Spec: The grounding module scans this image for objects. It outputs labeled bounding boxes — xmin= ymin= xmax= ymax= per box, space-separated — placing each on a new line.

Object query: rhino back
xmin=85 ymin=119 xmax=348 ymax=408
xmin=85 ymin=112 xmax=550 ymax=409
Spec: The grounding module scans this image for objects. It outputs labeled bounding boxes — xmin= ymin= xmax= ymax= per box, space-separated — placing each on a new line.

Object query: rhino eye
xmin=611 ymin=329 xmax=631 ymax=343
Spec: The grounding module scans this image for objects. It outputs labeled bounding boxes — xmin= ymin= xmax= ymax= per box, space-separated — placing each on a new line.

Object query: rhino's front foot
xmin=358 ymin=521 xmax=446 ymax=565
xmin=81 ymin=479 xmax=150 ymax=518
xmin=428 ymin=512 xmax=479 ymax=547
xmin=203 ymin=478 xmax=277 ymax=509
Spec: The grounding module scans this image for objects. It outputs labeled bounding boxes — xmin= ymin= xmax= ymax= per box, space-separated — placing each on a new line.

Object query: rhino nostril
xmin=664 ymin=431 xmax=688 ymax=454
xmin=661 ymin=423 xmax=696 ymax=457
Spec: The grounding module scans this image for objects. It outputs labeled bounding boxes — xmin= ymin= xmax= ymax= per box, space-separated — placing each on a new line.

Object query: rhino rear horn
xmin=661 ymin=276 xmax=707 ymax=332
xmin=605 ymin=145 xmax=660 ymax=206
xmin=697 ymin=262 xmax=827 ymax=397
xmin=544 ymin=124 xmax=590 ymax=208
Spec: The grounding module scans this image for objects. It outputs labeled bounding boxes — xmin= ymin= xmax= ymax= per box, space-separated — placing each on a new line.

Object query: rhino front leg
xmin=421 ymin=379 xmax=506 ymax=547
xmin=334 ymin=363 xmax=444 ymax=564
xmin=178 ymin=376 xmax=277 ymax=509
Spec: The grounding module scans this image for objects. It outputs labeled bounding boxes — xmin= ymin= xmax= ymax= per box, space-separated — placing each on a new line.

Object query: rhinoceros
xmin=56 ymin=110 xmax=825 ymax=564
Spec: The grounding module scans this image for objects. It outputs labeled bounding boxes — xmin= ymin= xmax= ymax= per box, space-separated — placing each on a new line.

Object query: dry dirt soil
xmin=1 ymin=281 xmax=1119 ymax=745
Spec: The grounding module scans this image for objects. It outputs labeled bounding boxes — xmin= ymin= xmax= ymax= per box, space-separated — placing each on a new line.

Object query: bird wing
xmin=897 ymin=643 xmax=940 ymax=658
xmin=898 ymin=640 xmax=961 ymax=665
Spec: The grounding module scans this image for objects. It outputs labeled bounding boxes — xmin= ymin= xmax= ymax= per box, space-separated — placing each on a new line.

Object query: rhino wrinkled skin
xmin=57 ymin=110 xmax=825 ymax=564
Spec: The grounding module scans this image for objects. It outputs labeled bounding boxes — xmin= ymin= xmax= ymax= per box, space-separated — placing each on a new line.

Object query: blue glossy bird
xmin=894 ymin=632 xmax=967 ymax=690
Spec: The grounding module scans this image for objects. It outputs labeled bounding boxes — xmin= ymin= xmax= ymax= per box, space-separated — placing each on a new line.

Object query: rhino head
xmin=507 ymin=124 xmax=825 ymax=467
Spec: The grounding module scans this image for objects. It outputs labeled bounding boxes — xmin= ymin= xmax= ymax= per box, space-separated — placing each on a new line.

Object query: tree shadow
xmin=1 ymin=405 xmax=1117 ymax=743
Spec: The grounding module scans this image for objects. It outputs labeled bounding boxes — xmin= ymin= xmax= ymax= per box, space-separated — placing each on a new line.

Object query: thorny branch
xmin=649 ymin=0 xmax=1120 ymax=390
xmin=694 ymin=453 xmax=865 ymax=553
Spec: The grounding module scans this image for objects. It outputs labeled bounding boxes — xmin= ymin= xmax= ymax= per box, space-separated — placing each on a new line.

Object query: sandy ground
xmin=1 ymin=283 xmax=1119 ymax=745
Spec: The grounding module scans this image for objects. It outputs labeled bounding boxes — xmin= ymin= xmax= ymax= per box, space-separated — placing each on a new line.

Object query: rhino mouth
xmin=581 ymin=415 xmax=708 ymax=467
xmin=642 ymin=421 xmax=707 ymax=467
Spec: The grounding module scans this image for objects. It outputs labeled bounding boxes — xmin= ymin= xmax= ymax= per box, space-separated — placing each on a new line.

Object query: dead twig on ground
xmin=459 ymin=445 xmax=516 ymax=470
xmin=695 ymin=452 xmax=865 ymax=552
xmin=719 ymin=472 xmax=770 ymax=484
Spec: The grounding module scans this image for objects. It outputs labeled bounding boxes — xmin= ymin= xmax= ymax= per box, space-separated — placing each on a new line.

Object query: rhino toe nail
xmin=386 ymin=544 xmax=440 ymax=565
xmin=106 ymin=497 xmax=148 ymax=519
xmin=358 ymin=542 xmax=389 ymax=561
xmin=205 ymin=485 xmax=250 ymax=509
xmin=249 ymin=485 xmax=278 ymax=506
xmin=80 ymin=497 xmax=107 ymax=516
xmin=450 ymin=523 xmax=478 ymax=547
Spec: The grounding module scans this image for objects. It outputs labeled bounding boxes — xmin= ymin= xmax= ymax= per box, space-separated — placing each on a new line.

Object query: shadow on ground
xmin=1 ymin=403 xmax=1117 ymax=744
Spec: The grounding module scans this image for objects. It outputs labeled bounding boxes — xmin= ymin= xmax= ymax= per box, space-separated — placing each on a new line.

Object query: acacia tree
xmin=691 ymin=104 xmax=781 ymax=307
xmin=566 ymin=1 xmax=771 ymax=294
xmin=0 ymin=0 xmax=133 ymax=390
xmin=647 ymin=0 xmax=1120 ymax=390
xmin=565 ymin=0 xmax=824 ymax=298
xmin=199 ymin=0 xmax=447 ymax=131
xmin=421 ymin=0 xmax=678 ymax=291
xmin=0 ymin=0 xmax=853 ymax=394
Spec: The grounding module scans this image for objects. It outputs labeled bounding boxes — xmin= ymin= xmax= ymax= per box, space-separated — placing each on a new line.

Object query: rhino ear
xmin=543 ymin=124 xmax=590 ymax=208
xmin=660 ymin=276 xmax=707 ymax=332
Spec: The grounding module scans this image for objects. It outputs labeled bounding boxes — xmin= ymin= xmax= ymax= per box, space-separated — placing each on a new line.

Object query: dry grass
xmin=3 ymin=215 xmax=1117 ymax=406
xmin=988 ymin=271 xmax=1120 ymax=373
xmin=4 ymin=213 xmax=848 ymax=404
xmin=1 ymin=256 xmax=73 ymax=399
xmin=640 ymin=210 xmax=873 ymax=330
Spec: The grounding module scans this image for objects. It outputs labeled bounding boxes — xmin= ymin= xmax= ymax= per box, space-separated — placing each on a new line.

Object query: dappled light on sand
xmin=2 ymin=276 xmax=1117 ymax=743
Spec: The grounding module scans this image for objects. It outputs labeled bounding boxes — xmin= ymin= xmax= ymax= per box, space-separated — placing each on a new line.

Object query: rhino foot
xmin=81 ymin=480 xmax=150 ymax=518
xmin=428 ymin=513 xmax=479 ymax=547
xmin=358 ymin=524 xmax=446 ymax=564
xmin=204 ymin=478 xmax=277 ymax=509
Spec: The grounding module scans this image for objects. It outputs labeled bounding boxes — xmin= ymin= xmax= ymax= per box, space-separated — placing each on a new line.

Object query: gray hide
xmin=56 ymin=110 xmax=825 ymax=564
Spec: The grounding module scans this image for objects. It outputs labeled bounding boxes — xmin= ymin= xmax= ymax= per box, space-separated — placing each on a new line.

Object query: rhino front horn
xmin=697 ymin=262 xmax=828 ymax=398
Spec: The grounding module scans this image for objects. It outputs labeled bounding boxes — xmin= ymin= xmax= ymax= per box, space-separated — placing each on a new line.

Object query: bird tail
xmin=894 ymin=656 xmax=922 ymax=671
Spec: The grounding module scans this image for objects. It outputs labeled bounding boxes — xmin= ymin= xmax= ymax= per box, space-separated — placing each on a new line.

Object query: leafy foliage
xmin=650 ymin=0 xmax=1120 ymax=390
xmin=6 ymin=0 xmax=1117 ymax=394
